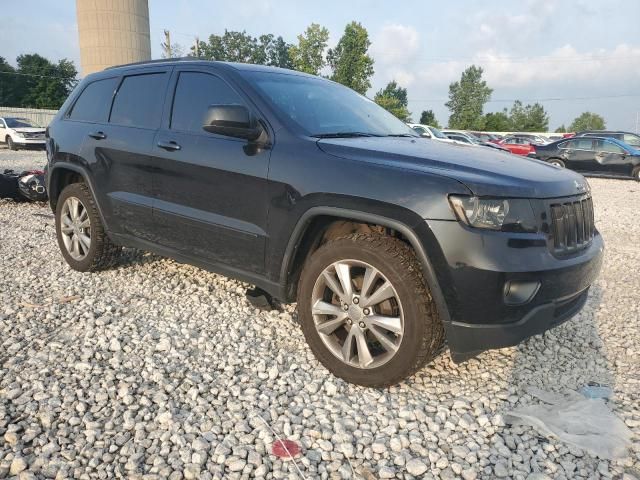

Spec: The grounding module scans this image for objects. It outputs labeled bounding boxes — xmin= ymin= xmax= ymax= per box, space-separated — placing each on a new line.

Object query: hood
xmin=317 ymin=137 xmax=590 ymax=198
xmin=13 ymin=127 xmax=45 ymax=133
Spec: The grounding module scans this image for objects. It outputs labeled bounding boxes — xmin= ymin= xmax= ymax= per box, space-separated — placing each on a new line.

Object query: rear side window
xmin=110 ymin=73 xmax=167 ymax=129
xmin=68 ymin=77 xmax=118 ymax=122
xmin=170 ymin=72 xmax=244 ymax=133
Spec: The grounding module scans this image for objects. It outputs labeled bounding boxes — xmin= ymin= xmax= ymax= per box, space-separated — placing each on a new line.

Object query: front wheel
xmin=548 ymin=158 xmax=565 ymax=168
xmin=55 ymin=183 xmax=122 ymax=271
xmin=297 ymin=233 xmax=444 ymax=387
xmin=7 ymin=136 xmax=17 ymax=151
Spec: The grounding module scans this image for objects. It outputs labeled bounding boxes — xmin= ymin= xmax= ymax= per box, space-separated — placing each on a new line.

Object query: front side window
xmin=0 ymin=120 xmax=5 ymax=128
xmin=171 ymin=72 xmax=244 ymax=133
xmin=110 ymin=73 xmax=167 ymax=129
xmin=245 ymin=71 xmax=415 ymax=137
xmin=69 ymin=78 xmax=118 ymax=123
xmin=623 ymin=133 xmax=640 ymax=147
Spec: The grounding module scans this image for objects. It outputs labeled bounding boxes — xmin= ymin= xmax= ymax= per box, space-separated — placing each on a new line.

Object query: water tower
xmin=76 ymin=0 xmax=152 ymax=76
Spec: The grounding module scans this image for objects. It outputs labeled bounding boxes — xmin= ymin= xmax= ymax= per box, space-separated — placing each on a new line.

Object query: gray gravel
xmin=1 ymin=148 xmax=639 ymax=479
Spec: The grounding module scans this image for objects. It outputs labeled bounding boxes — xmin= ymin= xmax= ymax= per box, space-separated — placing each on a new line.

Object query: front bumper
xmin=424 ymin=219 xmax=604 ymax=361
xmin=14 ymin=137 xmax=46 ymax=145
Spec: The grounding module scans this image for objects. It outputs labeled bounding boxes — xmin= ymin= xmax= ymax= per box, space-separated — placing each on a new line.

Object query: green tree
xmin=569 ymin=112 xmax=606 ymax=132
xmin=267 ymin=36 xmax=294 ymax=69
xmin=290 ymin=23 xmax=330 ymax=75
xmin=483 ymin=109 xmax=511 ymax=131
xmin=0 ymin=57 xmax=19 ymax=106
xmin=445 ymin=65 xmax=493 ymax=130
xmin=555 ymin=125 xmax=567 ymax=133
xmin=327 ymin=21 xmax=374 ymax=94
xmin=419 ymin=110 xmax=440 ymax=128
xmin=14 ymin=54 xmax=77 ymax=109
xmin=509 ymin=100 xmax=549 ymax=131
xmin=374 ymin=81 xmax=410 ymax=122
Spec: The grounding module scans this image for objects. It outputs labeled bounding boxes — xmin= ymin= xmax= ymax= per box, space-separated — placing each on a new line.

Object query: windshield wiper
xmin=311 ymin=132 xmax=382 ymax=138
xmin=385 ymin=133 xmax=416 ymax=137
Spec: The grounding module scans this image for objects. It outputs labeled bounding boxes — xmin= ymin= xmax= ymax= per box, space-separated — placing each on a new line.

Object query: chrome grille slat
xmin=549 ymin=196 xmax=594 ymax=256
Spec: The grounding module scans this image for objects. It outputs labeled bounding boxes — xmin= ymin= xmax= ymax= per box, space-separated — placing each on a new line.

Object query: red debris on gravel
xmin=271 ymin=439 xmax=301 ymax=459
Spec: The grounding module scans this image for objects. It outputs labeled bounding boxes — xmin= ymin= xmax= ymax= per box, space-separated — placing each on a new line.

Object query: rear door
xmin=78 ymin=68 xmax=171 ymax=241
xmin=593 ymin=139 xmax=631 ymax=175
xmin=560 ymin=138 xmax=597 ymax=171
xmin=150 ymin=66 xmax=271 ymax=273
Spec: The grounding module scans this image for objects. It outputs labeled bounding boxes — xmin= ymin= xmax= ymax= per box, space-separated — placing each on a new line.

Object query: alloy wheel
xmin=311 ymin=259 xmax=404 ymax=369
xmin=60 ymin=196 xmax=92 ymax=261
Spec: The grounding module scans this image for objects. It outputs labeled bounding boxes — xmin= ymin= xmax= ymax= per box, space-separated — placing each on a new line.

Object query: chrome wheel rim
xmin=311 ymin=260 xmax=404 ymax=369
xmin=60 ymin=196 xmax=91 ymax=261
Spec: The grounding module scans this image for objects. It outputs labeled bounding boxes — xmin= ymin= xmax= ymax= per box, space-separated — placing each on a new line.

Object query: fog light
xmin=503 ymin=280 xmax=541 ymax=306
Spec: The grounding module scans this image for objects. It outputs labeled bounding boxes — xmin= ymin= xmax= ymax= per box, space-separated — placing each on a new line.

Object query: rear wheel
xmin=7 ymin=136 xmax=17 ymax=151
xmin=632 ymin=166 xmax=640 ymax=181
xmin=297 ymin=233 xmax=444 ymax=387
xmin=548 ymin=158 xmax=565 ymax=168
xmin=55 ymin=183 xmax=122 ymax=271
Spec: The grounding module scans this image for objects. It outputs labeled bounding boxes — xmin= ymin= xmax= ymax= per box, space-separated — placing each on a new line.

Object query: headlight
xmin=14 ymin=131 xmax=25 ymax=138
xmin=449 ymin=195 xmax=538 ymax=233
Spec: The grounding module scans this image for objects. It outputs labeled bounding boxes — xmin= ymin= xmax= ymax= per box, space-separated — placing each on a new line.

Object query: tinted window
xmin=110 ymin=73 xmax=167 ymax=129
xmin=0 ymin=120 xmax=5 ymax=128
xmin=69 ymin=78 xmax=118 ymax=122
xmin=596 ymin=140 xmax=624 ymax=154
xmin=565 ymin=138 xmax=594 ymax=150
xmin=171 ymin=72 xmax=244 ymax=133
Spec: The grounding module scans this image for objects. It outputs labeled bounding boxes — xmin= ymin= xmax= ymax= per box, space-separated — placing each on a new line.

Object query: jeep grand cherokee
xmin=45 ymin=59 xmax=604 ymax=386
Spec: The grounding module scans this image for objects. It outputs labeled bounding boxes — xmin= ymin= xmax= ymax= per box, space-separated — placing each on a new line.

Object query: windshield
xmin=5 ymin=118 xmax=41 ymax=128
xmin=245 ymin=71 xmax=417 ymax=137
xmin=430 ymin=126 xmax=448 ymax=139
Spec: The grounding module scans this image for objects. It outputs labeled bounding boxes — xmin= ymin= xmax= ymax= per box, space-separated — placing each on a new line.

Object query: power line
xmin=0 ymin=70 xmax=80 ymax=81
xmin=409 ymin=93 xmax=640 ymax=103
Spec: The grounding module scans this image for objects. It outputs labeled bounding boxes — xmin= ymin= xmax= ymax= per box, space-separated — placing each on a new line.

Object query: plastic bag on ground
xmin=505 ymin=386 xmax=631 ymax=460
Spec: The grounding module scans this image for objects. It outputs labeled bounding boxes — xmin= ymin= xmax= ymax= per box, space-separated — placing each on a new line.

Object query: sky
xmin=2 ymin=0 xmax=640 ymax=131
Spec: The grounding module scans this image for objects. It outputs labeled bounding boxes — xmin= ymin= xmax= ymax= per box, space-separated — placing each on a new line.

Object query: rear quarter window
xmin=68 ymin=77 xmax=119 ymax=123
xmin=110 ymin=73 xmax=167 ymax=129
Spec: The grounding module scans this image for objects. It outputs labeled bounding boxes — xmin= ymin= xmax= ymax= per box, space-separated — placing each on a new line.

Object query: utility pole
xmin=194 ymin=36 xmax=200 ymax=58
xmin=636 ymin=111 xmax=639 ymax=134
xmin=162 ymin=30 xmax=172 ymax=58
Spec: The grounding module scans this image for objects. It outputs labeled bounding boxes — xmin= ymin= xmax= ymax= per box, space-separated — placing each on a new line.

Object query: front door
xmin=150 ymin=68 xmax=271 ymax=273
xmin=593 ymin=139 xmax=631 ymax=175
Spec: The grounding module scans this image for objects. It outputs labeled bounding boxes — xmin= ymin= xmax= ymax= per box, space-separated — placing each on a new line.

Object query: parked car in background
xmin=407 ymin=124 xmax=458 ymax=144
xmin=534 ymin=136 xmax=640 ymax=180
xmin=45 ymin=59 xmax=603 ymax=386
xmin=576 ymin=130 xmax=640 ymax=149
xmin=470 ymin=132 xmax=502 ymax=143
xmin=0 ymin=117 xmax=46 ymax=150
xmin=498 ymin=136 xmax=537 ymax=156
xmin=512 ymin=133 xmax=551 ymax=145
xmin=444 ymin=132 xmax=511 ymax=153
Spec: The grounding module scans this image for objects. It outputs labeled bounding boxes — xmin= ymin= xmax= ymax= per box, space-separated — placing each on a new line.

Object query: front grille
xmin=24 ymin=132 xmax=44 ymax=139
xmin=550 ymin=196 xmax=594 ymax=255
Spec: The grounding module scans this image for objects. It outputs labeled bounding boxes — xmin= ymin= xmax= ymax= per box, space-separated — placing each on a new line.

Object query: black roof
xmin=103 ymin=57 xmax=310 ymax=77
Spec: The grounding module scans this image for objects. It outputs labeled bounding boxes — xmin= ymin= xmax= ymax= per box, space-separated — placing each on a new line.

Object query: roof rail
xmin=104 ymin=57 xmax=208 ymax=70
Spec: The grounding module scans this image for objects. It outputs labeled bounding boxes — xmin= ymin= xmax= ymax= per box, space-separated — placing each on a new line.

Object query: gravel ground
xmin=1 ymin=148 xmax=638 ymax=479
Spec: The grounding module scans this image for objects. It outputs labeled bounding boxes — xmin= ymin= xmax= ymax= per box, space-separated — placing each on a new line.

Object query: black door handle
xmin=157 ymin=140 xmax=181 ymax=151
xmin=88 ymin=131 xmax=106 ymax=140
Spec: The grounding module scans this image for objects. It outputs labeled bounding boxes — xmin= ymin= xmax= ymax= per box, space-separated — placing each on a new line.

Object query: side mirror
xmin=202 ymin=105 xmax=263 ymax=141
xmin=421 ymin=132 xmax=432 ymax=138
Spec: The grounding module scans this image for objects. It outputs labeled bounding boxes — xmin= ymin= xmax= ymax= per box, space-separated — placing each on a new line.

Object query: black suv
xmin=46 ymin=60 xmax=604 ymax=386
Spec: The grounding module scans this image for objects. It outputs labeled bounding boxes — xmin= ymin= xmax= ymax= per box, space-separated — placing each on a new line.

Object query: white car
xmin=407 ymin=124 xmax=463 ymax=145
xmin=0 ymin=117 xmax=46 ymax=150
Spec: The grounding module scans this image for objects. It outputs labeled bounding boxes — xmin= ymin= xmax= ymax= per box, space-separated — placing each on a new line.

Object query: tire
xmin=7 ymin=136 xmax=17 ymax=151
xmin=297 ymin=233 xmax=444 ymax=387
xmin=548 ymin=158 xmax=565 ymax=168
xmin=632 ymin=166 xmax=640 ymax=181
xmin=55 ymin=183 xmax=121 ymax=272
